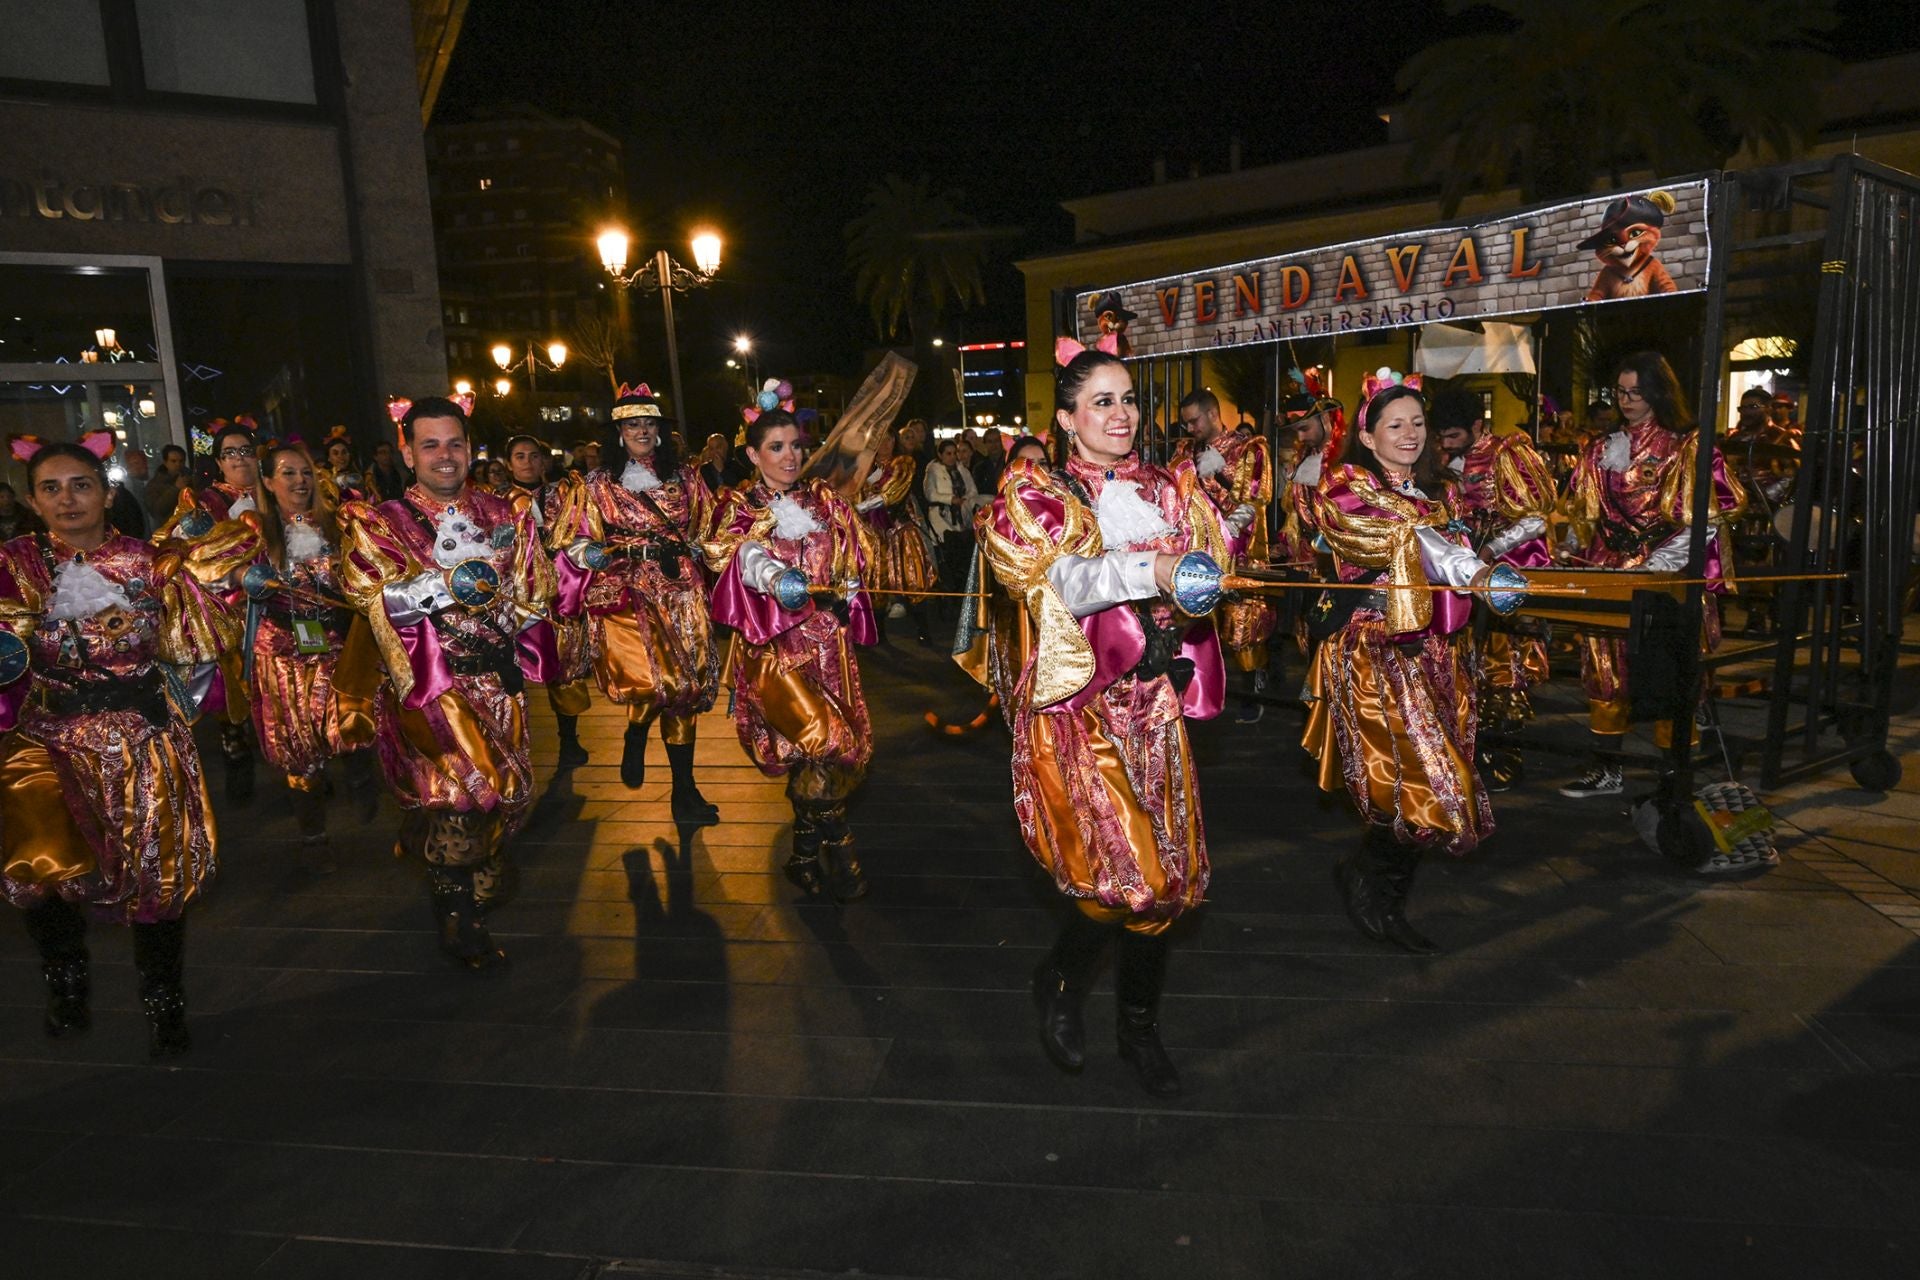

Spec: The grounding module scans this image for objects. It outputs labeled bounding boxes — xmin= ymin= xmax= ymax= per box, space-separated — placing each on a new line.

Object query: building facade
xmin=0 ymin=0 xmax=448 ymax=475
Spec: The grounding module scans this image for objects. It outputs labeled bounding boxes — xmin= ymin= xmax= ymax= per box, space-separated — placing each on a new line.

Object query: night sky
xmin=436 ymin=0 xmax=1920 ymax=380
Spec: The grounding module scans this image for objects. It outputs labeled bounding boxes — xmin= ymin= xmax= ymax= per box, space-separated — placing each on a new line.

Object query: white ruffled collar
xmin=429 ymin=507 xmax=492 ymax=568
xmin=1195 ymin=446 xmax=1227 ymax=479
xmin=620 ymin=459 xmax=662 ymax=493
xmin=768 ymin=491 xmax=822 ymax=540
xmin=1093 ymin=477 xmax=1175 ymax=550
xmin=46 ymin=556 xmax=133 ymax=621
xmin=283 ymin=515 xmax=329 ymax=564
xmin=1600 ymin=431 xmax=1633 ymax=473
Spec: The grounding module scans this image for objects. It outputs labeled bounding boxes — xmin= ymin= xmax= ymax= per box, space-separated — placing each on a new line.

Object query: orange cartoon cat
xmin=1578 ymin=190 xmax=1679 ymax=301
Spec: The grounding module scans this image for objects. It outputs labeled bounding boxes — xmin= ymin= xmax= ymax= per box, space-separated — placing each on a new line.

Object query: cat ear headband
xmin=9 ymin=429 xmax=116 ymax=463
xmin=1053 ymin=333 xmax=1120 ymax=366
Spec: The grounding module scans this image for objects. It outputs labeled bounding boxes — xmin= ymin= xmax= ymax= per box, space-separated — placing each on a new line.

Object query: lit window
xmin=478 ymin=178 xmax=492 ymax=191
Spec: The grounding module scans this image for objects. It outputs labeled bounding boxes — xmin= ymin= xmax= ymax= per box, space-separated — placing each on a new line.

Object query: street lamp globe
xmin=493 ymin=377 xmax=513 ymax=397
xmin=931 ymin=337 xmax=945 ymax=347
xmin=490 ymin=343 xmax=513 ymax=371
xmin=733 ymin=335 xmax=752 ymax=354
xmin=691 ymin=230 xmax=723 ymax=276
xmin=596 ymin=228 xmax=631 ymax=276
xmin=547 ymin=341 xmax=567 ymax=368
xmin=453 ymin=379 xmax=474 ymax=397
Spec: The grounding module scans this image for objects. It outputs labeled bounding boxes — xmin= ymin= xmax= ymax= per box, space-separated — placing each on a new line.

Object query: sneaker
xmin=887 ymin=602 xmax=908 ymax=619
xmin=1557 ymin=763 xmax=1623 ymax=799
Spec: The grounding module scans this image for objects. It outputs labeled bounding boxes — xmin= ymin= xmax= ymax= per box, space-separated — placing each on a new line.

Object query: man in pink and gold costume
xmin=1429 ymin=387 xmax=1557 ymax=788
xmin=336 ymin=397 xmax=560 ymax=969
xmin=1558 ymin=352 xmax=1745 ymax=798
xmin=1175 ymin=389 xmax=1275 ymax=717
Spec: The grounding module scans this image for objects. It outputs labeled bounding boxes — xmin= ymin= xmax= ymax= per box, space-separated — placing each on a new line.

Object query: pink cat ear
xmin=77 ymin=429 xmax=117 ymax=461
xmin=8 ymin=434 xmax=45 ymax=463
xmin=1053 ymin=336 xmax=1088 ymax=367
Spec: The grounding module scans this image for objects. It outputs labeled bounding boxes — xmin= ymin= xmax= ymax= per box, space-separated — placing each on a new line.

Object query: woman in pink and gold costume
xmin=705 ymin=409 xmax=876 ymax=903
xmin=336 ymin=397 xmax=560 ymax=971
xmin=547 ymin=385 xmax=721 ymax=823
xmin=978 ymin=344 xmax=1230 ymax=1098
xmin=854 ymin=426 xmax=937 ymax=646
xmin=1557 ymin=350 xmax=1745 ymax=799
xmin=0 ymin=435 xmax=245 ymax=1057
xmin=232 ymin=444 xmax=384 ymax=872
xmin=1303 ymin=383 xmax=1530 ymax=954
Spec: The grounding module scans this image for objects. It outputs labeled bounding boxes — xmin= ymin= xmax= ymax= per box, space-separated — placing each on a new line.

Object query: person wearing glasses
xmin=159 ymin=419 xmax=266 ymax=807
xmin=1558 ymin=351 xmax=1745 ymax=798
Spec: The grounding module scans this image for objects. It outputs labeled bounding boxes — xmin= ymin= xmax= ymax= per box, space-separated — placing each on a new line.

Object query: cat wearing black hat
xmin=1579 ymin=189 xmax=1679 ymax=302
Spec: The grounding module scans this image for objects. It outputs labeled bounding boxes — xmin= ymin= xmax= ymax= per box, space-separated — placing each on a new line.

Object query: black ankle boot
xmin=620 ymin=723 xmax=650 ymax=789
xmin=290 ymin=785 xmax=336 ymax=875
xmin=815 ymin=805 xmax=867 ymax=903
xmin=342 ymin=749 xmax=382 ymax=822
xmin=1115 ymin=930 xmax=1181 ymax=1097
xmin=428 ymin=866 xmax=506 ymax=972
xmin=1379 ymin=841 xmax=1440 ymax=955
xmin=24 ymin=899 xmax=90 ymax=1038
xmin=784 ymin=809 xmax=825 ymax=897
xmin=222 ymin=725 xmax=255 ymax=809
xmin=556 ymin=713 xmax=589 ymax=769
xmin=665 ymin=741 xmax=719 ymax=826
xmin=132 ymin=917 xmax=190 ymax=1058
xmin=1032 ymin=912 xmax=1111 ymax=1073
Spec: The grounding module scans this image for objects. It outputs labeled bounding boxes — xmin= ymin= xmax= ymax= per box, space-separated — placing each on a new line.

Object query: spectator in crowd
xmin=144 ymin=443 xmax=189 ymax=524
xmin=367 ymin=439 xmax=410 ymax=501
xmin=924 ymin=435 xmax=986 ymax=604
xmin=965 ymin=427 xmax=1004 ymax=494
xmin=107 ymin=451 xmax=150 ymax=537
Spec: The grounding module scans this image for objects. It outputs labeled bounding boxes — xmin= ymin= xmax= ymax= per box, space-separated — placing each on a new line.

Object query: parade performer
xmin=236 ymin=443 xmax=383 ymax=873
xmin=977 ymin=342 xmax=1230 ymax=1097
xmin=1428 ymin=387 xmax=1558 ymax=787
xmin=1176 ymin=389 xmax=1276 ymax=717
xmin=855 ymin=427 xmax=937 ymax=646
xmin=1558 ymin=351 xmax=1746 ymax=798
xmin=321 ymin=427 xmax=366 ymax=502
xmin=336 ymin=397 xmax=559 ymax=970
xmin=163 ymin=418 xmax=262 ymax=804
xmin=705 ymin=408 xmax=876 ymax=903
xmin=547 ymin=386 xmax=721 ymax=821
xmin=0 ymin=434 xmax=243 ymax=1055
xmin=1303 ymin=383 xmax=1529 ymax=953
xmin=505 ymin=432 xmax=592 ymax=769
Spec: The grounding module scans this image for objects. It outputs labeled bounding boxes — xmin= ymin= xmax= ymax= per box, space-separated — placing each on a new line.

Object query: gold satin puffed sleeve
xmin=1315 ymin=465 xmax=1450 ymax=635
xmin=0 ymin=543 xmax=45 ymax=646
xmin=976 ymin=464 xmax=1102 ymax=710
xmin=702 ymin=487 xmax=775 ymax=575
xmin=879 ymin=454 xmax=916 ymax=507
xmin=154 ymin=554 xmax=241 ymax=666
xmin=179 ymin=513 xmax=264 ymax=586
xmin=503 ymin=500 xmax=556 ymax=620
xmin=1491 ymin=435 xmax=1558 ymax=523
xmin=1656 ymin=435 xmax=1749 ymax=527
xmin=336 ymin=499 xmax=424 ymax=702
xmin=1167 ymin=457 xmax=1233 ymax=577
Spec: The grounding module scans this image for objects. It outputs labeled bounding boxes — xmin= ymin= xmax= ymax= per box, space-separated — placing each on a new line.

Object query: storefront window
xmin=0 ymin=263 xmax=158 ymax=363
xmin=0 ymin=1 xmax=111 ymax=87
xmin=136 ymin=0 xmax=317 ymax=105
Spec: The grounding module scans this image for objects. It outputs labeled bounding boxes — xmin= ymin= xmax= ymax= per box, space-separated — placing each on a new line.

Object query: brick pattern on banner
xmin=1075 ymin=182 xmax=1710 ymax=358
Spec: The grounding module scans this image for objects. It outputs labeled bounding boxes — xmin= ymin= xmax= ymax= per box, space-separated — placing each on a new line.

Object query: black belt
xmin=606 ymin=541 xmax=689 ymax=579
xmin=36 ymin=668 xmax=169 ymax=725
xmin=445 ymin=647 xmax=524 ymax=694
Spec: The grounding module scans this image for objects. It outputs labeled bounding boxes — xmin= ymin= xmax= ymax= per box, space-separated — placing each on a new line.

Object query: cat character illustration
xmin=1578 ymin=190 xmax=1679 ymax=302
xmin=1089 ymin=290 xmax=1137 ymax=358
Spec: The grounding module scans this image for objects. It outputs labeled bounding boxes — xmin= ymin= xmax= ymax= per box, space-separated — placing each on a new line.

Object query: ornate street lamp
xmin=491 ymin=338 xmax=568 ymax=392
xmin=598 ymin=226 xmax=724 ymax=432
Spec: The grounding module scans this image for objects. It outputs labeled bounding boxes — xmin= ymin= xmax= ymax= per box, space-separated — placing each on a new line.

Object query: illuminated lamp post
xmin=598 ymin=226 xmax=722 ymax=432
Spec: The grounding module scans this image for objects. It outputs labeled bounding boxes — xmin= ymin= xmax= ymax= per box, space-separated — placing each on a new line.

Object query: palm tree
xmin=1396 ymin=0 xmax=1839 ymax=216
xmin=845 ymin=175 xmax=989 ymax=345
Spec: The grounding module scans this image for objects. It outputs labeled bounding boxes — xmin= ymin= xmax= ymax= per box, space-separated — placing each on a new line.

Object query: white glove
xmin=1643 ymin=526 xmax=1710 ymax=573
xmin=1483 ymin=515 xmax=1547 ymax=561
xmin=383 ymin=568 xmax=456 ymax=626
xmin=855 ymin=496 xmax=885 ymax=513
xmin=737 ymin=542 xmax=793 ymax=595
xmin=1415 ymin=526 xmax=1490 ymax=588
xmin=1046 ymin=549 xmax=1160 ymax=619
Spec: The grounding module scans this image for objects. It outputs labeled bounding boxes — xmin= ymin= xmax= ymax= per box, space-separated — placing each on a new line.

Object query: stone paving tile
xmin=6 ymin=644 xmax=1920 ymax=1277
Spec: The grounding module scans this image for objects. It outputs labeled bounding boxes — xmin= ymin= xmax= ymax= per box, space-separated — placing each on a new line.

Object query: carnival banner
xmin=1075 ymin=181 xmax=1710 ymax=359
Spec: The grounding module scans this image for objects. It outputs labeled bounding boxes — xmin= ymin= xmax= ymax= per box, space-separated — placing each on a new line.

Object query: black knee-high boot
xmin=427 ymin=864 xmax=505 ymax=972
xmin=1333 ymin=824 xmax=1397 ymax=943
xmin=784 ymin=803 xmax=824 ymax=897
xmin=23 ymin=898 xmax=89 ymax=1038
xmin=1115 ymin=929 xmax=1181 ymax=1097
xmin=222 ymin=722 xmax=255 ymax=808
xmin=666 ymin=741 xmax=718 ymax=826
xmin=814 ymin=802 xmax=867 ymax=903
xmin=556 ymin=713 xmax=589 ymax=769
xmin=290 ymin=784 xmax=336 ymax=876
xmin=131 ymin=916 xmax=189 ymax=1058
xmin=1031 ymin=910 xmax=1112 ymax=1073
xmin=1379 ymin=841 xmax=1440 ymax=955
xmin=342 ymin=749 xmax=382 ymax=822
xmin=621 ymin=719 xmax=651 ymax=789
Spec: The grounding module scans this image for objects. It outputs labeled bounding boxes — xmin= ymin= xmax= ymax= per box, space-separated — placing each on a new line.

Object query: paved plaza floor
xmin=3 ymin=634 xmax=1918 ymax=1278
